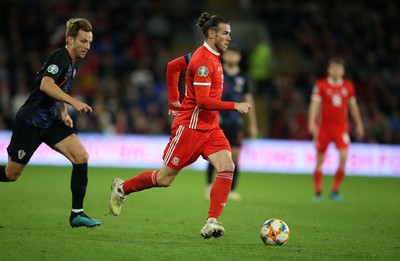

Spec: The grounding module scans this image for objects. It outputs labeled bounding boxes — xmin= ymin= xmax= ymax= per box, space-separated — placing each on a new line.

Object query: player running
xmin=0 ymin=18 xmax=101 ymax=227
xmin=109 ymin=12 xmax=251 ymax=239
xmin=308 ymin=58 xmax=364 ymax=201
xmin=166 ymin=46 xmax=258 ymax=201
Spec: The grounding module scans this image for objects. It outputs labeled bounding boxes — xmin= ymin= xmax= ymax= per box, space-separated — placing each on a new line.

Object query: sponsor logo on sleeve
xmin=47 ymin=64 xmax=59 ymax=74
xmin=197 ymin=66 xmax=209 ymax=77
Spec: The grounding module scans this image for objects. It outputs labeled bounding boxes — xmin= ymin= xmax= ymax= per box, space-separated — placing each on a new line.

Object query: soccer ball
xmin=260 ymin=218 xmax=290 ymax=246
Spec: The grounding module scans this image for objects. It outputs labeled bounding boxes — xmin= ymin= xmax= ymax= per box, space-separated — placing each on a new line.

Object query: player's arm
xmin=308 ymin=84 xmax=321 ymax=135
xmin=40 ymin=76 xmax=92 ymax=113
xmin=308 ymin=98 xmax=321 ymax=135
xmin=166 ymin=56 xmax=188 ymax=115
xmin=349 ymin=98 xmax=364 ymax=139
xmin=195 ymin=86 xmax=250 ymax=114
xmin=243 ymin=93 xmax=258 ymax=138
xmin=58 ymin=102 xmax=73 ymax=128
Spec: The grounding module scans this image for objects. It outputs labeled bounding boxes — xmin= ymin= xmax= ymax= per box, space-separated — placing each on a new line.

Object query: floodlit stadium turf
xmin=0 ymin=166 xmax=399 ymax=261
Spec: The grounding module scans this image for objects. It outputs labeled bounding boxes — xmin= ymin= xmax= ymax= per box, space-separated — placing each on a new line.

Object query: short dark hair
xmin=225 ymin=45 xmax=241 ymax=54
xmin=328 ymin=57 xmax=345 ymax=66
xmin=66 ymin=18 xmax=92 ymax=38
xmin=196 ymin=12 xmax=229 ymax=37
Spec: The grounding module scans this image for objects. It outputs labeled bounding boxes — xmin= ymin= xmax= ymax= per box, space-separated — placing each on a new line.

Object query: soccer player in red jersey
xmin=308 ymin=58 xmax=364 ymax=201
xmin=166 ymin=47 xmax=258 ymax=202
xmin=109 ymin=12 xmax=251 ymax=239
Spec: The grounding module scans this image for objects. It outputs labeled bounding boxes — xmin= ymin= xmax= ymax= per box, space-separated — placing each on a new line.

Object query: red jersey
xmin=311 ymin=77 xmax=355 ymax=130
xmin=173 ymin=43 xmax=233 ymax=130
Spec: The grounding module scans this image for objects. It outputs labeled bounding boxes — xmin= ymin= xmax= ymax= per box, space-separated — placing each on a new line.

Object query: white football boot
xmin=109 ymin=178 xmax=126 ymax=216
xmin=200 ymin=218 xmax=225 ymax=239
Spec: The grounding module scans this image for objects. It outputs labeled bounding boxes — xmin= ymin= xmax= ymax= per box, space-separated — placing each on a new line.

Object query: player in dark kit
xmin=0 ymin=18 xmax=101 ymax=227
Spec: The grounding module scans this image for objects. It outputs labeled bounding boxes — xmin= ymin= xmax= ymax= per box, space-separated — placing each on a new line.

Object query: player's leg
xmin=200 ymin=127 xmax=234 ymax=239
xmin=229 ymin=146 xmax=242 ymax=201
xmin=110 ymin=164 xmax=180 ymax=216
xmin=330 ymin=132 xmax=350 ymax=201
xmin=205 ymin=161 xmax=215 ymax=199
xmin=110 ymin=124 xmax=200 ymax=216
xmin=222 ymin=122 xmax=243 ymax=201
xmin=0 ymin=158 xmax=26 ymax=182
xmin=52 ymin=132 xmax=101 ymax=227
xmin=201 ymin=149 xmax=234 ymax=239
xmin=1 ymin=118 xmax=41 ymax=182
xmin=313 ymin=127 xmax=329 ymax=200
xmin=313 ymin=152 xmax=325 ymax=200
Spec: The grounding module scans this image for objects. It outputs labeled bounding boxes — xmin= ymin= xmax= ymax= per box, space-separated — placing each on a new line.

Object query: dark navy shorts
xmin=7 ymin=117 xmax=76 ymax=164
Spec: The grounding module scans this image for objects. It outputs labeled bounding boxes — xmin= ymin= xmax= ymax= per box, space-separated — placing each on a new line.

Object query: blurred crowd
xmin=0 ymin=0 xmax=399 ymax=144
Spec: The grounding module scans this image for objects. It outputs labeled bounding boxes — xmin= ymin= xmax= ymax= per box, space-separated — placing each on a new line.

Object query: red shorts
xmin=315 ymin=127 xmax=350 ymax=153
xmin=163 ymin=124 xmax=231 ymax=170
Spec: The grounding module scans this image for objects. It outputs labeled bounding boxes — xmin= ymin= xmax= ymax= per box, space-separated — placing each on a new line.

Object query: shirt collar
xmin=327 ymin=76 xmax=343 ymax=86
xmin=203 ymin=42 xmax=220 ymax=56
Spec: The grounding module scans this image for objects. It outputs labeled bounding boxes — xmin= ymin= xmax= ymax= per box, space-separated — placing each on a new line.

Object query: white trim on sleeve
xmin=194 ymin=82 xmax=211 ymax=86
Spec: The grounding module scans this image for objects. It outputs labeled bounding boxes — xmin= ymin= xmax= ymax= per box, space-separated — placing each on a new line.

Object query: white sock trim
xmin=71 ymin=209 xmax=84 ymax=213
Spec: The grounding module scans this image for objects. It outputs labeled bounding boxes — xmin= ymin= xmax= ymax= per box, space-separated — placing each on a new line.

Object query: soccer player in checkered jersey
xmin=308 ymin=58 xmax=364 ymax=201
xmin=0 ymin=18 xmax=101 ymax=227
xmin=109 ymin=12 xmax=251 ymax=239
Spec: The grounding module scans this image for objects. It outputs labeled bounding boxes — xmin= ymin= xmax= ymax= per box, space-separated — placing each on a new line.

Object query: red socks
xmin=208 ymin=171 xmax=233 ymax=219
xmin=313 ymin=169 xmax=323 ymax=195
xmin=332 ymin=168 xmax=345 ymax=192
xmin=314 ymin=168 xmax=345 ymax=194
xmin=122 ymin=170 xmax=159 ymax=195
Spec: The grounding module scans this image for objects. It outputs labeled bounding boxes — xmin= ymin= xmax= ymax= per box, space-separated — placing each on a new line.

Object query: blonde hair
xmin=65 ymin=18 xmax=92 ymax=38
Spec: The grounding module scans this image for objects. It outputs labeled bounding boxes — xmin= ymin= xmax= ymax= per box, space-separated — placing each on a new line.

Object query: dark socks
xmin=206 ymin=163 xmax=214 ymax=185
xmin=230 ymin=166 xmax=239 ymax=191
xmin=0 ymin=166 xmax=9 ymax=182
xmin=70 ymin=163 xmax=88 ymax=210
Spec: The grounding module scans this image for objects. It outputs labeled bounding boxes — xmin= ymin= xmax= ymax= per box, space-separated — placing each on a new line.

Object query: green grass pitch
xmin=0 ymin=165 xmax=399 ymax=261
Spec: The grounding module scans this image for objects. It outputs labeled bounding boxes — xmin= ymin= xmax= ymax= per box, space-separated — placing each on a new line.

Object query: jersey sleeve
xmin=347 ymin=81 xmax=356 ymax=103
xmin=192 ymin=59 xmax=213 ymax=88
xmin=192 ymin=57 xmax=234 ymax=110
xmin=311 ymin=81 xmax=322 ymax=102
xmin=195 ymin=85 xmax=235 ymax=110
xmin=42 ymin=50 xmax=69 ymax=83
xmin=166 ymin=55 xmax=190 ymax=103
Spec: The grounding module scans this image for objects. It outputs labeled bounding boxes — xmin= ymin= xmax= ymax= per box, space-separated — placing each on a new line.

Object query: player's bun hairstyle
xmin=196 ymin=12 xmax=229 ymax=37
xmin=66 ymin=18 xmax=92 ymax=38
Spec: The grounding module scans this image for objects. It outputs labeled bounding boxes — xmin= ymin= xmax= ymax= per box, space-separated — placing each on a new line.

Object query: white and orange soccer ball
xmin=260 ymin=218 xmax=290 ymax=246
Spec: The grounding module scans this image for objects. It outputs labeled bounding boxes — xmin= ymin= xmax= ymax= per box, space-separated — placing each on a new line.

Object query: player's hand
xmin=63 ymin=114 xmax=74 ymax=128
xmin=168 ymin=101 xmax=182 ymax=116
xmin=234 ymin=102 xmax=251 ymax=114
xmin=71 ymin=100 xmax=92 ymax=113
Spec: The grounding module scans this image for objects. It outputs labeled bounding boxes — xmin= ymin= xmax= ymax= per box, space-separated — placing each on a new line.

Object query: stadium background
xmin=0 ymin=0 xmax=399 ymax=175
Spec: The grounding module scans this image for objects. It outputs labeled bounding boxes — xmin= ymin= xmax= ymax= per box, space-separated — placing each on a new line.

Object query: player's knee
xmin=158 ymin=178 xmax=173 ymax=187
xmin=217 ymin=160 xmax=235 ymax=172
xmin=157 ymin=175 xmax=175 ymax=187
xmin=71 ymin=150 xmax=89 ymax=164
xmin=5 ymin=170 xmax=22 ymax=181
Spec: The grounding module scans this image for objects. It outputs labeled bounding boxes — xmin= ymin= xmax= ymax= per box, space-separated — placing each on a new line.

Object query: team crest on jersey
xmin=47 ymin=64 xmax=59 ymax=74
xmin=198 ymin=66 xmax=209 ymax=77
xmin=18 ymin=150 xmax=26 ymax=160
xmin=341 ymin=88 xmax=348 ymax=96
xmin=172 ymin=157 xmax=180 ymax=166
